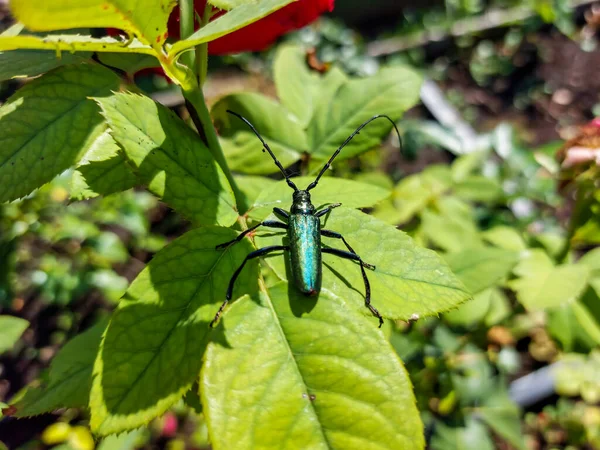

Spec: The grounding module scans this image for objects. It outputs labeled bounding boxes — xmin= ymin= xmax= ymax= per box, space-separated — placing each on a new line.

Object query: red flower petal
xmin=168 ymin=0 xmax=334 ymax=54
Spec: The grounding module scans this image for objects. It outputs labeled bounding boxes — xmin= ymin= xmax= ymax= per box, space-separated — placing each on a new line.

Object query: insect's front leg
xmin=211 ymin=245 xmax=289 ymax=327
xmin=321 ymin=247 xmax=383 ymax=328
xmin=320 ymin=229 xmax=375 ymax=270
xmin=315 ymin=203 xmax=342 ymax=218
xmin=216 ymin=220 xmax=288 ymax=250
xmin=272 ymin=207 xmax=290 ymax=222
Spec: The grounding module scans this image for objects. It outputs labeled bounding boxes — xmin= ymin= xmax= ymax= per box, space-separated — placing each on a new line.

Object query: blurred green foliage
xmin=0 ymin=175 xmax=167 ymax=308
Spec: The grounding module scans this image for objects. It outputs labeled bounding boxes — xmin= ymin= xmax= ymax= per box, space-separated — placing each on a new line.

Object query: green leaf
xmin=444 ymin=288 xmax=493 ymax=327
xmin=572 ymin=300 xmax=600 ymax=346
xmin=421 ymin=198 xmax=481 ymax=252
xmin=547 ymin=301 xmax=598 ymax=351
xmin=431 ymin=419 xmax=495 ymax=450
xmin=97 ymin=52 xmax=159 ymax=74
xmin=0 ymin=34 xmax=155 ymax=55
xmin=393 ymin=175 xmax=436 ymax=224
xmin=508 ymin=250 xmax=590 ymax=310
xmin=184 ymin=385 xmax=203 ymax=414
xmin=97 ymin=429 xmax=144 ymax=450
xmin=10 ymin=0 xmax=176 ymax=50
xmin=308 ymin=67 xmax=422 ymax=161
xmin=579 ymin=247 xmax=600 ymax=278
xmin=90 ymin=227 xmax=256 ymax=435
xmin=273 ymin=44 xmax=321 ymax=127
xmin=477 ymin=390 xmax=526 ymax=450
xmin=483 ymin=288 xmax=511 ymax=326
xmin=451 ymin=151 xmax=487 ymax=182
xmin=255 ymin=208 xmax=470 ymax=320
xmin=481 ymin=226 xmax=527 ymax=252
xmin=71 ymin=128 xmax=138 ymax=200
xmin=212 ymin=93 xmax=306 ymax=175
xmin=313 ymin=66 xmax=349 ymax=112
xmin=235 ymin=175 xmax=276 ymax=213
xmin=248 ymin=177 xmax=391 ymax=221
xmin=0 ymin=63 xmax=120 ymax=203
xmin=169 ymin=0 xmax=296 ymax=56
xmin=0 ymin=316 xmax=28 ymax=354
xmin=0 ymin=50 xmax=91 ymax=81
xmin=444 ymin=247 xmax=519 ymax=295
xmin=96 ymin=92 xmax=238 ymax=227
xmin=208 ymin=0 xmax=254 ymax=10
xmin=202 ymin=282 xmax=425 ymax=450
xmin=14 ymin=319 xmax=106 ymax=416
xmin=453 ymin=175 xmax=503 ymax=203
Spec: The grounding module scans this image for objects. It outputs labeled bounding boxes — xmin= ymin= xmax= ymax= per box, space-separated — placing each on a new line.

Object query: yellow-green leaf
xmin=0 ymin=49 xmax=91 ymax=81
xmin=509 ymin=250 xmax=590 ymax=310
xmin=95 ymin=92 xmax=238 ymax=227
xmin=212 ymin=92 xmax=306 ymax=175
xmin=0 ymin=316 xmax=28 ymax=354
xmin=169 ymin=0 xmax=296 ymax=57
xmin=308 ymin=66 xmax=422 ymax=161
xmin=247 ymin=177 xmax=391 ymax=221
xmin=273 ymin=44 xmax=322 ymax=127
xmin=444 ymin=247 xmax=519 ymax=295
xmin=90 ymin=227 xmax=256 ymax=435
xmin=14 ymin=319 xmax=106 ymax=417
xmin=0 ymin=34 xmax=155 ymax=55
xmin=71 ymin=128 xmax=138 ymax=200
xmin=202 ymin=282 xmax=425 ymax=450
xmin=10 ymin=0 xmax=176 ymax=50
xmin=0 ymin=63 xmax=121 ymax=203
xmin=255 ymin=208 xmax=470 ymax=320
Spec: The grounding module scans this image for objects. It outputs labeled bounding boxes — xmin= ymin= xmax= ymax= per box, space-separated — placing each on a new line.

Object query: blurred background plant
xmin=1 ymin=0 xmax=600 ymax=448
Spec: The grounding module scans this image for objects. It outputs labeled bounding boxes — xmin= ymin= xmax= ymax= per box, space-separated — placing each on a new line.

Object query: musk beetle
xmin=211 ymin=110 xmax=402 ymax=328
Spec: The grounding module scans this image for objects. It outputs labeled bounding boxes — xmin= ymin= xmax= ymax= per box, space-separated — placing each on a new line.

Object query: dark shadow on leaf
xmin=132 ymin=101 xmax=234 ymax=226
xmin=323 ymin=261 xmax=364 ymax=298
xmin=96 ymin=227 xmax=256 ymax=418
xmin=287 ymin=280 xmax=319 ymax=318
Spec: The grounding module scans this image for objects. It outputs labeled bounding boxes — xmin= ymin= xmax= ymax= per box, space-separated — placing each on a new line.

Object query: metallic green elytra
xmin=289 ymin=192 xmax=321 ymax=295
xmin=211 ymin=110 xmax=403 ymax=328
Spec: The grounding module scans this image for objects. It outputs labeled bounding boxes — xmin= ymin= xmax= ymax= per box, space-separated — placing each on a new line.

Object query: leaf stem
xmin=176 ymin=0 xmax=245 ymax=214
xmin=179 ymin=0 xmax=197 ymax=73
xmin=197 ymin=4 xmax=212 ymax=86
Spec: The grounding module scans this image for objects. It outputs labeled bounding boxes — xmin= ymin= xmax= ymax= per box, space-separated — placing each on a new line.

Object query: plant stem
xmin=177 ymin=0 xmax=245 ymax=213
xmin=183 ymin=87 xmax=247 ymax=213
xmin=179 ymin=0 xmax=197 ymax=73
xmin=196 ymin=4 xmax=211 ymax=86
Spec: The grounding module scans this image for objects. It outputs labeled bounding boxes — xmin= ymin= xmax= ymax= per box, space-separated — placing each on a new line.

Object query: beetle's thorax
xmin=291 ymin=190 xmax=315 ymax=214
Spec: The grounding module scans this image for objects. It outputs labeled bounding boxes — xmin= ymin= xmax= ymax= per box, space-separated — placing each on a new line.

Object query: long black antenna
xmin=226 ymin=110 xmax=298 ymax=192
xmin=306 ymin=114 xmax=403 ymax=191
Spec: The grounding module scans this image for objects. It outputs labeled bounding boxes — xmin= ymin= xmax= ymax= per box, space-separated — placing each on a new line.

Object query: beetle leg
xmin=215 ymin=221 xmax=288 ymax=249
xmin=320 ymin=229 xmax=375 ymax=270
xmin=315 ymin=203 xmax=342 ymax=218
xmin=272 ymin=207 xmax=290 ymax=222
xmin=211 ymin=245 xmax=288 ymax=327
xmin=321 ymin=247 xmax=383 ymax=328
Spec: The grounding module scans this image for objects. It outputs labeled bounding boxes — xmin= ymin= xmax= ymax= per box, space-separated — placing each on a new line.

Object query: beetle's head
xmin=291 ymin=190 xmax=315 ymax=214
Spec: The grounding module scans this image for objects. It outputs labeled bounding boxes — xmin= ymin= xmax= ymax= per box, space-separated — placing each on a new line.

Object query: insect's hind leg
xmin=321 ymin=247 xmax=383 ymax=328
xmin=211 ymin=245 xmax=288 ymax=327
xmin=215 ymin=221 xmax=287 ymax=250
xmin=320 ymin=229 xmax=375 ymax=270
